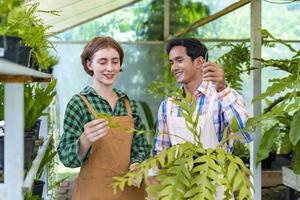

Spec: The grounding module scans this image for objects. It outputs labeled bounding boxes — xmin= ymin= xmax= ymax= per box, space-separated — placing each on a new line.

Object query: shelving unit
xmin=0 ymin=59 xmax=52 ymax=200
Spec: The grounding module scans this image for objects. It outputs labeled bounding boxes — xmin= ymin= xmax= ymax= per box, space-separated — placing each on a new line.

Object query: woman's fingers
xmin=83 ymin=119 xmax=110 ymax=143
xmin=84 ymin=118 xmax=106 ymax=129
xmin=88 ymin=121 xmax=109 ymax=133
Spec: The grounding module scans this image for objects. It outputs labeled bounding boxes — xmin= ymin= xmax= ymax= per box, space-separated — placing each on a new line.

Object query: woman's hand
xmin=79 ymin=119 xmax=109 ymax=158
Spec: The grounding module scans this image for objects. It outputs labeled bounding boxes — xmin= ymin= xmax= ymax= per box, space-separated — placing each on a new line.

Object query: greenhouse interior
xmin=0 ymin=0 xmax=300 ymax=199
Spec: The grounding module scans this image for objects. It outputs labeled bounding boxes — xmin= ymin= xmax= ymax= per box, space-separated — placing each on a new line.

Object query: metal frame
xmin=250 ymin=0 xmax=262 ymax=199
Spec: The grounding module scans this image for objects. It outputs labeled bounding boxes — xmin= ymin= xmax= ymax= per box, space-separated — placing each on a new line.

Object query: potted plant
xmin=0 ymin=0 xmax=24 ymax=64
xmin=32 ymin=134 xmax=56 ymax=198
xmin=23 ymin=80 xmax=57 ymax=169
xmin=0 ymin=1 xmax=58 ymax=68
xmin=25 ymin=80 xmax=57 ymax=137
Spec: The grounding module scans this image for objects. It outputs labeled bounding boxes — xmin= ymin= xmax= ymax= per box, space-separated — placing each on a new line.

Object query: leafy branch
xmin=112 ymin=89 xmax=253 ymax=199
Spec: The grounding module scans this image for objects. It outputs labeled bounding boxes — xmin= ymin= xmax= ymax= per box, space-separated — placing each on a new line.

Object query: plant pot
xmin=0 ymin=135 xmax=3 ymax=170
xmin=262 ymin=153 xmax=276 ymax=169
xmin=32 ymin=179 xmax=45 ymax=198
xmin=29 ymin=58 xmax=39 ymax=70
xmin=241 ymin=157 xmax=250 ymax=168
xmin=0 ymin=35 xmax=21 ymax=63
xmin=33 ymin=120 xmax=41 ymax=140
xmin=0 ymin=132 xmax=35 ymax=170
xmin=17 ymin=46 xmax=32 ymax=67
xmin=24 ymin=131 xmax=35 ymax=169
xmin=41 ymin=67 xmax=53 ymax=74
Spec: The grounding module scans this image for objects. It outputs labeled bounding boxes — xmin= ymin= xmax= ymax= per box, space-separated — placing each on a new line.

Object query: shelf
xmin=23 ymin=136 xmax=50 ymax=193
xmin=0 ymin=59 xmax=52 ymax=83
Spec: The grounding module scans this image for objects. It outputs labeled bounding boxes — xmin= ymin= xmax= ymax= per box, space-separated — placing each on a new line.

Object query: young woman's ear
xmin=86 ymin=59 xmax=93 ymax=71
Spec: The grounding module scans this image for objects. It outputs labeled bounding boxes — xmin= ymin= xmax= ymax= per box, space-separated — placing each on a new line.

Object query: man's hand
xmin=202 ymin=61 xmax=227 ymax=92
xmin=129 ymin=163 xmax=140 ymax=187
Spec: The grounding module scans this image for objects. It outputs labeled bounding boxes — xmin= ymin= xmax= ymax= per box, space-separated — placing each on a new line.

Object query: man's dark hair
xmin=166 ymin=38 xmax=208 ymax=61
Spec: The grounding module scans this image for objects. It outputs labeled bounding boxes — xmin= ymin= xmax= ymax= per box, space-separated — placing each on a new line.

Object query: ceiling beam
xmin=35 ymin=0 xmax=140 ymax=35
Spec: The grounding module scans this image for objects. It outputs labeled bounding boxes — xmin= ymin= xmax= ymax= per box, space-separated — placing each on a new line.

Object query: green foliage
xmin=24 ymin=191 xmax=40 ymax=200
xmin=36 ymin=134 xmax=56 ymax=179
xmin=0 ymin=2 xmax=59 ymax=69
xmin=293 ymin=142 xmax=300 ymax=174
xmin=134 ymin=0 xmax=210 ymax=40
xmin=256 ymin=125 xmax=280 ymax=166
xmin=289 ymin=110 xmax=300 ymax=146
xmin=25 ymin=80 xmax=57 ymax=131
xmin=139 ymin=101 xmax=156 ymax=151
xmin=97 ymin=112 xmax=145 ymax=135
xmin=246 ymin=29 xmax=300 ymax=173
xmin=232 ymin=142 xmax=249 ymax=160
xmin=148 ymin=54 xmax=178 ymax=98
xmin=216 ymin=42 xmax=251 ymax=92
xmin=112 ymin=89 xmax=253 ymax=199
xmin=0 ymin=0 xmax=24 ymax=19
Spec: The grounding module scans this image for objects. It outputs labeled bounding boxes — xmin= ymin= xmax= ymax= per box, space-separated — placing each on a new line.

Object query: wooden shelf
xmin=0 ymin=59 xmax=52 ymax=83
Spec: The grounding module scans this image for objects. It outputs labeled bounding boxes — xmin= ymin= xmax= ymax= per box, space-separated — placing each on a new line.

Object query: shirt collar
xmin=196 ymin=81 xmax=215 ymax=97
xmin=80 ymin=86 xmax=127 ymax=99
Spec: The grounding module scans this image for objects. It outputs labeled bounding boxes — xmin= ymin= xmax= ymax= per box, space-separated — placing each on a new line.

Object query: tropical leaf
xmin=252 ymin=74 xmax=296 ymax=103
xmin=292 ymin=142 xmax=300 ymax=174
xmin=289 ymin=110 xmax=300 ymax=146
xmin=256 ymin=125 xmax=279 ymax=166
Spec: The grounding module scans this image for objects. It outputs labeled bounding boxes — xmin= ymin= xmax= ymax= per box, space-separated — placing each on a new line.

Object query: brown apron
xmin=72 ymin=95 xmax=146 ymax=200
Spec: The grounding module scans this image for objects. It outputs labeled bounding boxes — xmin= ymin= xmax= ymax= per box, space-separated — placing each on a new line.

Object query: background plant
xmin=25 ymin=80 xmax=57 ymax=131
xmin=139 ymin=100 xmax=156 ymax=152
xmin=216 ymin=42 xmax=252 ymax=93
xmin=0 ymin=1 xmax=59 ymax=70
xmin=247 ymin=29 xmax=300 ymax=173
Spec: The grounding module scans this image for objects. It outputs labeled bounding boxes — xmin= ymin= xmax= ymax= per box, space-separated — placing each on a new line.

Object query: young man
xmin=153 ymin=38 xmax=252 ymax=156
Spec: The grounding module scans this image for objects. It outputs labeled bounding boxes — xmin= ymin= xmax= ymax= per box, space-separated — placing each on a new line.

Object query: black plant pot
xmin=0 ymin=36 xmax=21 ymax=63
xmin=0 ymin=135 xmax=3 ymax=170
xmin=29 ymin=58 xmax=40 ymax=70
xmin=41 ymin=67 xmax=53 ymax=74
xmin=32 ymin=179 xmax=45 ymax=198
xmin=241 ymin=157 xmax=250 ymax=168
xmin=0 ymin=131 xmax=36 ymax=170
xmin=33 ymin=120 xmax=41 ymax=140
xmin=17 ymin=46 xmax=32 ymax=67
xmin=262 ymin=153 xmax=276 ymax=169
xmin=24 ymin=131 xmax=35 ymax=169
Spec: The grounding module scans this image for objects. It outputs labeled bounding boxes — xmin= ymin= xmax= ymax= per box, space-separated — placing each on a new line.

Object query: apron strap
xmin=124 ymin=98 xmax=132 ymax=117
xmin=79 ymin=94 xmax=132 ymax=118
xmin=78 ymin=95 xmax=98 ymax=119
